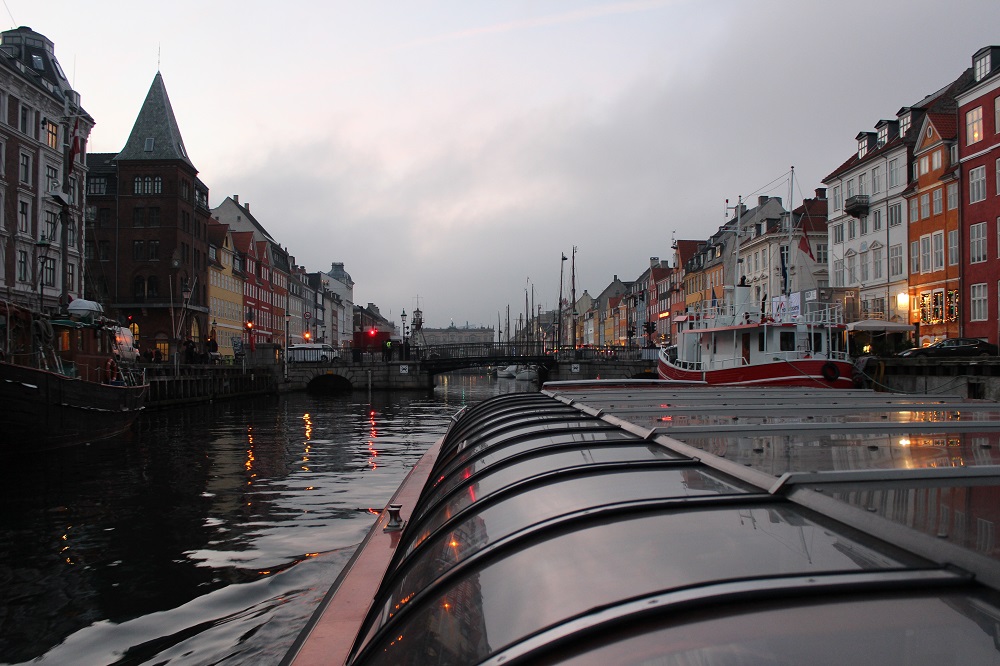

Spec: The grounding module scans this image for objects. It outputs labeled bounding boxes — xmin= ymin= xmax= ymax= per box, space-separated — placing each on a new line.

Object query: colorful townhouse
xmin=957 ymin=46 xmax=1000 ymax=345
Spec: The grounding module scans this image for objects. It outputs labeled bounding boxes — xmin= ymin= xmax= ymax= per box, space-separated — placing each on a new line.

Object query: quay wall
xmin=859 ymin=357 xmax=1000 ymax=400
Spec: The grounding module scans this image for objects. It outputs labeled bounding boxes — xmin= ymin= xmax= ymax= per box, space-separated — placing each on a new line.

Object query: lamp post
xmin=36 ymin=234 xmax=52 ymax=311
xmin=400 ymin=309 xmax=407 ymax=360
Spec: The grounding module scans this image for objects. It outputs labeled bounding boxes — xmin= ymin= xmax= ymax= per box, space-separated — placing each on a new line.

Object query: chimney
xmin=758 ymin=196 xmax=768 ymax=206
xmin=233 ymin=194 xmax=239 ymax=204
xmin=815 ymin=187 xmax=827 ymax=199
xmin=245 ymin=202 xmax=250 ymax=212
xmin=650 ymin=257 xmax=659 ymax=268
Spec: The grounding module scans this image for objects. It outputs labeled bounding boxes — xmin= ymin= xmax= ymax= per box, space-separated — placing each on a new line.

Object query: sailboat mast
xmin=786 ymin=166 xmax=795 ymax=296
xmin=570 ymin=246 xmax=577 ymax=349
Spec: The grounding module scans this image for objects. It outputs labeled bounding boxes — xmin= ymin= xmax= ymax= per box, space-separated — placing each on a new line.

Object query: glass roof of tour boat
xmin=341 ymin=383 xmax=1000 ymax=666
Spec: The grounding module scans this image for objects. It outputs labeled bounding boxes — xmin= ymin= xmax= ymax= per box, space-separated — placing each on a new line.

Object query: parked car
xmin=287 ymin=343 xmax=339 ymax=363
xmin=897 ymin=338 xmax=998 ymax=358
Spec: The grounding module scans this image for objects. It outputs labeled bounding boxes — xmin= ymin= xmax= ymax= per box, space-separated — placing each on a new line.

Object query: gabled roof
xmin=116 ymin=72 xmax=195 ymax=169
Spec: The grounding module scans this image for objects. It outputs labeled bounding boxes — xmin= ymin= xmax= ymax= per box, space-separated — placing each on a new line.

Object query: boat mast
xmin=785 ymin=166 xmax=795 ymax=297
xmin=570 ymin=246 xmax=577 ymax=349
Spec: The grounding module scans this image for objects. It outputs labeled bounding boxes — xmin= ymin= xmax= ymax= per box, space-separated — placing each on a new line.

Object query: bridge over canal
xmin=282 ymin=342 xmax=657 ymax=392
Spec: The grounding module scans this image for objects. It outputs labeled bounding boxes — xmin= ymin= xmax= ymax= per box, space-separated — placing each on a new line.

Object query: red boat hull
xmin=657 ymin=357 xmax=855 ymax=388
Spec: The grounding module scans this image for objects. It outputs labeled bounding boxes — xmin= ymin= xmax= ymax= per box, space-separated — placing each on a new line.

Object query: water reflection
xmin=0 ymin=373 xmax=517 ymax=665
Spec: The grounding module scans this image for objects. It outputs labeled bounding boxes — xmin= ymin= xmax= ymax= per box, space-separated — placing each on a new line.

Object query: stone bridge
xmin=281 ymin=342 xmax=657 ymax=392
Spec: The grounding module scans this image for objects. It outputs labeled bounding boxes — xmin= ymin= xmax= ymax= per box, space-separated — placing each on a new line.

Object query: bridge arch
xmin=306 ymin=373 xmax=354 ymax=393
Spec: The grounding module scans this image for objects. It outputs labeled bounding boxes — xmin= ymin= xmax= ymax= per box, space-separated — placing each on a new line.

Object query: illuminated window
xmin=967 ymin=107 xmax=983 ymax=145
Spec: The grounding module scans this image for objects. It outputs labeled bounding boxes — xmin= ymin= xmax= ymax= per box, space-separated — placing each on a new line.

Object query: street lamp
xmin=35 ymin=233 xmax=52 ymax=311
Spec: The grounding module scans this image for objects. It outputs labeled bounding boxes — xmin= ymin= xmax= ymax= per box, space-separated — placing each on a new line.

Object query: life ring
xmin=821 ymin=362 xmax=840 ymax=382
xmin=105 ymin=357 xmax=119 ymax=382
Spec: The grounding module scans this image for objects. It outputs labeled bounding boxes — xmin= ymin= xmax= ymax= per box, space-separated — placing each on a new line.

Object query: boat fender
xmin=821 ymin=362 xmax=840 ymax=382
xmin=105 ymin=357 xmax=119 ymax=382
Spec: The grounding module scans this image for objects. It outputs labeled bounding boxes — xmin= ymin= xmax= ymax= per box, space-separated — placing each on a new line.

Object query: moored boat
xmin=658 ymin=283 xmax=854 ymax=387
xmin=1 ymin=299 xmax=148 ymax=445
xmin=283 ymin=380 xmax=1000 ymax=665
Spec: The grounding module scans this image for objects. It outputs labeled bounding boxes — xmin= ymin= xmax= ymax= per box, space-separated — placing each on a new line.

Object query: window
xmin=858 ymin=139 xmax=868 ymax=159
xmin=919 ymin=292 xmax=931 ymax=324
xmin=889 ymin=159 xmax=901 ymax=187
xmin=970 ymin=283 xmax=988 ymax=321
xmin=946 ymin=290 xmax=959 ymax=322
xmin=99 ymin=241 xmax=111 ymax=261
xmin=920 ymin=155 xmax=929 ymax=175
xmin=88 ymin=177 xmax=107 ymax=195
xmin=859 ymin=216 xmax=868 ymax=236
xmin=872 ymin=208 xmax=883 ymax=232
xmin=872 ymin=247 xmax=883 ymax=279
xmin=900 ymin=114 xmax=911 ymax=137
xmin=920 ymin=235 xmax=931 ymax=272
xmin=872 ymin=166 xmax=881 ymax=194
xmin=816 ymin=243 xmax=828 ymax=264
xmin=910 ymin=197 xmax=919 ymax=222
xmin=970 ymin=166 xmax=986 ymax=203
xmin=933 ymin=188 xmax=942 ymax=215
xmin=971 ymin=222 xmax=987 ymax=263
xmin=148 ymin=239 xmax=160 ymax=260
xmin=17 ymin=250 xmax=28 ymax=282
xmin=932 ymin=150 xmax=941 ymax=171
xmin=45 ymin=164 xmax=58 ymax=192
xmin=154 ymin=176 xmax=162 ymax=194
xmin=832 ymin=186 xmax=842 ymax=211
xmin=846 ymin=179 xmax=855 ymax=198
xmin=951 ymin=143 xmax=959 ymax=166
xmin=833 ymin=259 xmax=844 ymax=287
xmin=948 ymin=182 xmax=958 ymax=210
xmin=920 ymin=193 xmax=930 ymax=219
xmin=858 ymin=172 xmax=867 ymax=195
xmin=996 ymin=97 xmax=1000 ymax=136
xmin=847 ymin=254 xmax=857 ymax=284
xmin=18 ymin=200 xmax=29 ymax=233
xmin=45 ymin=120 xmax=58 ymax=150
xmin=43 ymin=258 xmax=55 ymax=288
xmin=967 ymin=107 xmax=983 ymax=145
xmin=860 ymin=251 xmax=869 ymax=282
xmin=19 ymin=153 xmax=31 ymax=183
xmin=975 ymin=52 xmax=992 ymax=82
xmin=134 ymin=176 xmax=142 ymax=194
xmin=911 ymin=241 xmax=920 ymax=273
xmin=44 ymin=211 xmax=57 ymax=241
xmin=133 ymin=208 xmax=145 ymax=227
xmin=932 ymin=231 xmax=944 ymax=271
xmin=997 ymin=158 xmax=1000 ymax=195
xmin=97 ymin=208 xmax=110 ymax=228
xmin=931 ymin=290 xmax=944 ymax=323
xmin=133 ymin=240 xmax=145 ymax=261
xmin=144 ymin=137 xmax=155 ymax=152
xmin=888 ymin=202 xmax=903 ymax=227
xmin=878 ymin=126 xmax=888 ymax=147
xmin=832 ymin=223 xmax=844 ymax=244
xmin=890 ymin=244 xmax=903 ymax=277
xmin=949 ymin=229 xmax=959 ymax=266
xmin=66 ymin=263 xmax=75 ymax=292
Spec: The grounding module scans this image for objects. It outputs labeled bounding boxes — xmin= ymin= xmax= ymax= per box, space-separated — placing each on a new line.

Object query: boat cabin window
xmin=780 ymin=331 xmax=795 ymax=352
xmin=758 ymin=331 xmax=765 ymax=352
xmin=812 ymin=332 xmax=823 ymax=353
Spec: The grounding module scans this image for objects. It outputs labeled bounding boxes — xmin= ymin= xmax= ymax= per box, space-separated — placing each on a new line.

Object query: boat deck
xmin=285 ymin=381 xmax=1000 ymax=666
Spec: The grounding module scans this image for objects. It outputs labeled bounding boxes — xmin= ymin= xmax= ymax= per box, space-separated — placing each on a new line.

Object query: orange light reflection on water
xmin=368 ymin=408 xmax=379 ymax=470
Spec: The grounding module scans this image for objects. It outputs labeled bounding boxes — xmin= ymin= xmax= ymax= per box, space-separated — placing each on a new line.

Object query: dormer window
xmin=975 ymin=52 xmax=991 ymax=82
xmin=858 ymin=138 xmax=868 ymax=159
xmin=877 ymin=125 xmax=888 ymax=147
xmin=900 ymin=114 xmax=911 ymax=137
xmin=144 ymin=137 xmax=155 ymax=152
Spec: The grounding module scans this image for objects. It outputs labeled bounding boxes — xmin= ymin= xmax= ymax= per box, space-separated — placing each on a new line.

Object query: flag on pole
xmin=66 ymin=118 xmax=80 ymax=180
xmin=798 ymin=233 xmax=815 ymax=262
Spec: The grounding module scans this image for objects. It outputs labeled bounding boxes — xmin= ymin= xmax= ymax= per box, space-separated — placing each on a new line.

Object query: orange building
xmin=904 ymin=112 xmax=963 ymax=344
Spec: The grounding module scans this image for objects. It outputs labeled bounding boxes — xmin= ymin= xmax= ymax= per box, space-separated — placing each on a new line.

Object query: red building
xmin=957 ymin=46 xmax=1000 ymax=345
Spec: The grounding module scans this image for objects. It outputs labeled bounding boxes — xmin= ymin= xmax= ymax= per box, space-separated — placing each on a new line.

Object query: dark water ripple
xmin=0 ymin=374 xmax=523 ymax=665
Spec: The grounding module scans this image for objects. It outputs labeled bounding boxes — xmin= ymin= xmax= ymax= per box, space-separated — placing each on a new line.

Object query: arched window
xmin=153 ymin=176 xmax=163 ymax=193
xmin=144 ymin=176 xmax=153 ymax=193
xmin=147 ymin=275 xmax=159 ymax=298
xmin=134 ymin=176 xmax=142 ymax=194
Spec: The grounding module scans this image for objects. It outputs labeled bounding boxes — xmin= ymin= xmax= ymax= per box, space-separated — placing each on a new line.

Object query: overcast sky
xmin=16 ymin=0 xmax=1000 ymax=328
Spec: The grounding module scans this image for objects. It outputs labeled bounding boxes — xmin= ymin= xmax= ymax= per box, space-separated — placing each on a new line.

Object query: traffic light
xmin=245 ymin=309 xmax=254 ymax=330
xmin=304 ymin=330 xmax=311 ymax=341
xmin=369 ymin=328 xmax=377 ymax=337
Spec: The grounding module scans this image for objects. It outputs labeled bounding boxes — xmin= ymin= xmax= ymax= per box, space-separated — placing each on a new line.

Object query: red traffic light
xmin=369 ymin=328 xmax=377 ymax=336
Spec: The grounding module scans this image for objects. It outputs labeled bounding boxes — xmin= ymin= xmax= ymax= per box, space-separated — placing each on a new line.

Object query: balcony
xmin=844 ymin=194 xmax=870 ymax=218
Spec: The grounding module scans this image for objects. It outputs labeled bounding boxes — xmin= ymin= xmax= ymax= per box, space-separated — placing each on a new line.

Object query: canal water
xmin=0 ymin=374 xmax=531 ymax=665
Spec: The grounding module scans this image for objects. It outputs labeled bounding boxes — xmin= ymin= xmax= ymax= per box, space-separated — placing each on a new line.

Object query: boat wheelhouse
xmin=659 ymin=284 xmax=854 ymax=387
xmin=284 ymin=381 xmax=1000 ymax=665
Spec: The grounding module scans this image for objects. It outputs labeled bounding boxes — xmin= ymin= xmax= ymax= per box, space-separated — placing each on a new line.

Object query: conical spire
xmin=115 ymin=72 xmax=195 ymax=168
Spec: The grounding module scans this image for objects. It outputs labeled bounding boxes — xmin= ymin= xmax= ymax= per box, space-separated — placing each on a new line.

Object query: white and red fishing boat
xmin=658 ymin=283 xmax=854 ymax=387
